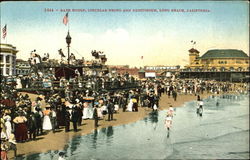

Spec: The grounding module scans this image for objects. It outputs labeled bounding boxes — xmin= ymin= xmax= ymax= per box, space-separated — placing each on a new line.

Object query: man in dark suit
xmin=107 ymin=99 xmax=114 ymax=121
xmin=64 ymin=108 xmax=71 ymax=132
xmin=93 ymin=105 xmax=99 ymax=128
xmin=71 ymin=106 xmax=79 ymax=132
xmin=34 ymin=107 xmax=43 ymax=135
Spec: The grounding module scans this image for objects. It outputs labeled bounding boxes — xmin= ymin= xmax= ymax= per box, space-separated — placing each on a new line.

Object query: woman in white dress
xmin=127 ymin=99 xmax=133 ymax=112
xmin=87 ymin=103 xmax=94 ymax=119
xmin=82 ymin=102 xmax=93 ymax=119
xmin=42 ymin=107 xmax=52 ymax=131
xmin=3 ymin=115 xmax=12 ymax=139
xmin=16 ymin=77 xmax=22 ymax=89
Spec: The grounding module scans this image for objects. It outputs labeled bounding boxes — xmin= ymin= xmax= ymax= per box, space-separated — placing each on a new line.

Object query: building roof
xmin=188 ymin=48 xmax=199 ymax=53
xmin=0 ymin=43 xmax=18 ymax=54
xmin=138 ymin=68 xmax=145 ymax=73
xmin=200 ymin=49 xmax=249 ymax=59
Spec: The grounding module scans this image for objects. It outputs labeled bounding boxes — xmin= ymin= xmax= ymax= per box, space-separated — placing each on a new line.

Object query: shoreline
xmin=9 ymin=92 xmax=219 ymax=159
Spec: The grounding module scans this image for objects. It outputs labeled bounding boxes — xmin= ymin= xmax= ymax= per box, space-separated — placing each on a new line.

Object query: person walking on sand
xmin=50 ymin=107 xmax=57 ymax=133
xmin=27 ymin=112 xmax=37 ymax=140
xmin=107 ymin=99 xmax=114 ymax=121
xmin=172 ymin=90 xmax=177 ymax=101
xmin=13 ymin=112 xmax=28 ymax=143
xmin=42 ymin=106 xmax=52 ymax=132
xmin=34 ymin=107 xmax=43 ymax=135
xmin=64 ymin=107 xmax=71 ymax=132
xmin=71 ymin=106 xmax=79 ymax=132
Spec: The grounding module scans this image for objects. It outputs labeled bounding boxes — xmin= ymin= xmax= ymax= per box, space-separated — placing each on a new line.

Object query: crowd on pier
xmin=1 ymin=73 xmax=249 ymax=159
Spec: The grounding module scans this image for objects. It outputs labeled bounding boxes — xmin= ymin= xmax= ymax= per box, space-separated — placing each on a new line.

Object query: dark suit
xmin=71 ymin=108 xmax=79 ymax=132
xmin=64 ymin=110 xmax=71 ymax=132
xmin=107 ymin=102 xmax=114 ymax=121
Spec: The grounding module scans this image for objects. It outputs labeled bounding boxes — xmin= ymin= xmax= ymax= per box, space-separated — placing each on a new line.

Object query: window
xmin=0 ymin=55 xmax=3 ymax=63
xmin=6 ymin=55 xmax=10 ymax=63
xmin=230 ymin=67 xmax=235 ymax=71
xmin=220 ymin=67 xmax=225 ymax=71
xmin=211 ymin=67 xmax=217 ymax=71
xmin=6 ymin=68 xmax=9 ymax=75
xmin=12 ymin=56 xmax=15 ymax=65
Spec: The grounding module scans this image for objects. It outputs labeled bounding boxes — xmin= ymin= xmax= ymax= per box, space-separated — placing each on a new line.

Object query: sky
xmin=0 ymin=1 xmax=249 ymax=67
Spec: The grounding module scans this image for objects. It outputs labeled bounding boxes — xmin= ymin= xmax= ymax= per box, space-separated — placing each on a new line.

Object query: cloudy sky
xmin=1 ymin=1 xmax=249 ymax=67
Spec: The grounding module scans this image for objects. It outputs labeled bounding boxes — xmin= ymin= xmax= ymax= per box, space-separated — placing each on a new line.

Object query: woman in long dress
xmin=42 ymin=107 xmax=52 ymax=131
xmin=13 ymin=112 xmax=28 ymax=142
xmin=127 ymin=99 xmax=133 ymax=112
xmin=3 ymin=115 xmax=12 ymax=139
xmin=82 ymin=102 xmax=89 ymax=119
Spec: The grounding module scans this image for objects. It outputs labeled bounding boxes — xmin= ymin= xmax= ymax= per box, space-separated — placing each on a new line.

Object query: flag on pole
xmin=2 ymin=24 xmax=7 ymax=39
xmin=63 ymin=13 xmax=69 ymax=25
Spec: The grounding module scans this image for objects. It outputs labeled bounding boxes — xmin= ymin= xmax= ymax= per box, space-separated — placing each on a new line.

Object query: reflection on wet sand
xmin=23 ymin=94 xmax=249 ymax=159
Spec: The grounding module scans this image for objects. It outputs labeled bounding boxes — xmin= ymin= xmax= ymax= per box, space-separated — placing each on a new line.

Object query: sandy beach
xmin=8 ymin=92 xmax=213 ymax=159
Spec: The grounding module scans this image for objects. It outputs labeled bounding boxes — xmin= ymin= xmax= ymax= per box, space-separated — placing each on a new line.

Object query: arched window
xmin=220 ymin=67 xmax=225 ymax=72
xmin=195 ymin=68 xmax=200 ymax=72
xmin=237 ymin=67 xmax=243 ymax=71
xmin=229 ymin=67 xmax=235 ymax=71
xmin=211 ymin=67 xmax=217 ymax=72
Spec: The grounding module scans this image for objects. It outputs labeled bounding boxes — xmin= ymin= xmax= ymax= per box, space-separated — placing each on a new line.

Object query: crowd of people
xmin=1 ymin=71 xmax=249 ymax=159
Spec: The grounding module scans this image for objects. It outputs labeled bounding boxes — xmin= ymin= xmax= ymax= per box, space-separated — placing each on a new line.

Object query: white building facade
xmin=0 ymin=43 xmax=18 ymax=76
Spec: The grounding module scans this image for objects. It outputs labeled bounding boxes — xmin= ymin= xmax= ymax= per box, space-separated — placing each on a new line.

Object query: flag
xmin=2 ymin=24 xmax=7 ymax=39
xmin=141 ymin=56 xmax=143 ymax=59
xmin=63 ymin=13 xmax=69 ymax=25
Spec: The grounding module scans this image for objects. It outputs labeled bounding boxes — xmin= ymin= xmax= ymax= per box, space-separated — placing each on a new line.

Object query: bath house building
xmin=181 ymin=48 xmax=250 ymax=82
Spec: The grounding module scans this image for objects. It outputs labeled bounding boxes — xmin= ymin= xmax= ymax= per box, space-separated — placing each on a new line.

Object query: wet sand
xmin=8 ymin=93 xmax=213 ymax=159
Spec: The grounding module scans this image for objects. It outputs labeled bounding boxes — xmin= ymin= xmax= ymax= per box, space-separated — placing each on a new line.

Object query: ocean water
xmin=20 ymin=94 xmax=249 ymax=160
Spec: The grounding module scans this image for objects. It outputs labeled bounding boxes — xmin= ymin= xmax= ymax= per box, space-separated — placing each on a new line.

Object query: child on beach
xmin=165 ymin=106 xmax=174 ymax=131
xmin=165 ymin=114 xmax=172 ymax=131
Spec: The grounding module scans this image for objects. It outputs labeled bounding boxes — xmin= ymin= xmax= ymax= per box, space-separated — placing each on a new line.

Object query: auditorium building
xmin=181 ymin=48 xmax=249 ymax=82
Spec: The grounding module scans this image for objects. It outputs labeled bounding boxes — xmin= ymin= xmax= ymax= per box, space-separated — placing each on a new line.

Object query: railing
xmin=15 ymin=80 xmax=141 ymax=92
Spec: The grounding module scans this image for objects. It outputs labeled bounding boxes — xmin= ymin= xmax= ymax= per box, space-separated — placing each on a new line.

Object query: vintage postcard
xmin=0 ymin=1 xmax=249 ymax=160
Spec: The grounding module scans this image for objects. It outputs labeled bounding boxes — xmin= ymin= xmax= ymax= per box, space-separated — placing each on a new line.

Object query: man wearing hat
xmin=64 ymin=107 xmax=71 ymax=132
xmin=107 ymin=99 xmax=114 ymax=121
xmin=71 ymin=106 xmax=79 ymax=132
